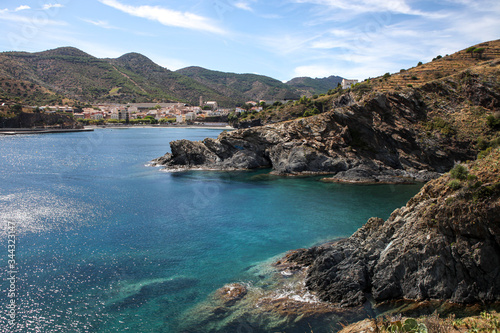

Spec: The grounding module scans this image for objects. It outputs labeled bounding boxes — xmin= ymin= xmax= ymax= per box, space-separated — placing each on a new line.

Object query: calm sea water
xmin=0 ymin=128 xmax=422 ymax=332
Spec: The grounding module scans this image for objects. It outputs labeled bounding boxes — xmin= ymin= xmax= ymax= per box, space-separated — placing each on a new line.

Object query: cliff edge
xmin=287 ymin=148 xmax=500 ymax=306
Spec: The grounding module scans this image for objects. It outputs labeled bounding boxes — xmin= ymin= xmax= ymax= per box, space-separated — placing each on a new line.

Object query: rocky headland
xmin=152 ymin=54 xmax=500 ymax=184
xmin=289 ymin=148 xmax=500 ymax=307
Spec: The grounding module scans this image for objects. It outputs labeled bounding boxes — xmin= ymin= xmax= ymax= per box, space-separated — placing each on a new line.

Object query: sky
xmin=0 ymin=0 xmax=499 ymax=82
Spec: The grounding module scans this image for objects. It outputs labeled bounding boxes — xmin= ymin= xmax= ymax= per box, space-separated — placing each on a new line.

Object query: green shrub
xmin=474 ymin=182 xmax=500 ymax=200
xmin=425 ymin=117 xmax=456 ymax=136
xmin=467 ymin=174 xmax=478 ymax=182
xmin=478 ymin=147 xmax=493 ymax=159
xmin=448 ymin=179 xmax=462 ymax=190
xmin=487 ymin=114 xmax=500 ymax=130
xmin=477 ymin=137 xmax=490 ymax=151
xmin=450 ymin=164 xmax=468 ymax=180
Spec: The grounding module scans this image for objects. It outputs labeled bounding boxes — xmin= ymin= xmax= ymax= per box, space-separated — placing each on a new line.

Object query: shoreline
xmin=0 ymin=128 xmax=94 ymax=135
xmin=89 ymin=123 xmax=234 ymax=130
xmin=0 ymin=124 xmax=234 ymax=135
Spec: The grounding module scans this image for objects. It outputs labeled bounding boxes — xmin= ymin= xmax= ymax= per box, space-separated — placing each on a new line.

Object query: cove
xmin=0 ymin=128 xmax=422 ymax=332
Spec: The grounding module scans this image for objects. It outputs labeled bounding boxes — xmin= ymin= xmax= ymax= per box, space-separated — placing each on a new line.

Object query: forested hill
xmin=176 ymin=66 xmax=301 ymax=103
xmin=0 ymin=47 xmax=342 ymax=107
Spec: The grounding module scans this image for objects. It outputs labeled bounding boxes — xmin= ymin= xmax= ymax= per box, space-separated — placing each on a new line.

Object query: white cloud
xmin=235 ymin=2 xmax=253 ymax=12
xmin=0 ymin=12 xmax=67 ymax=26
xmin=42 ymin=4 xmax=64 ymax=10
xmin=293 ymin=0 xmax=437 ymax=17
xmin=14 ymin=5 xmax=31 ymax=12
xmin=310 ymin=39 xmax=350 ymax=49
xmin=99 ymin=0 xmax=227 ymax=35
xmin=260 ymin=14 xmax=282 ymax=19
xmin=81 ymin=18 xmax=118 ymax=30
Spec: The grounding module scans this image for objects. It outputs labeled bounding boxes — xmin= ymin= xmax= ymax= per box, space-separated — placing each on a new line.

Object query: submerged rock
xmin=214 ymin=283 xmax=247 ymax=306
xmin=178 ymin=264 xmax=368 ymax=333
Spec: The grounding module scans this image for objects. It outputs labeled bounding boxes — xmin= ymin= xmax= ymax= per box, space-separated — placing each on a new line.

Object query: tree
xmin=473 ymin=48 xmax=485 ymax=59
xmin=417 ymin=61 xmax=423 ymax=66
xmin=144 ymin=115 xmax=158 ymax=124
xmin=466 ymin=46 xmax=476 ymax=58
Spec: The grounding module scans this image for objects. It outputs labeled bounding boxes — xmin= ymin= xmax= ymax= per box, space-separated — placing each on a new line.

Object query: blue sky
xmin=0 ymin=0 xmax=499 ymax=82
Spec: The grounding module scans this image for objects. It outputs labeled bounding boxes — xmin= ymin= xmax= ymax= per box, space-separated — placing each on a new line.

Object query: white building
xmin=91 ymin=113 xmax=103 ymax=120
xmin=341 ymin=79 xmax=358 ymax=89
xmin=204 ymin=101 xmax=218 ymax=110
xmin=185 ymin=112 xmax=196 ymax=121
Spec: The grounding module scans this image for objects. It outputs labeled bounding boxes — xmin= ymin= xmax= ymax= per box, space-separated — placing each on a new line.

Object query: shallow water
xmin=0 ymin=128 xmax=423 ymax=332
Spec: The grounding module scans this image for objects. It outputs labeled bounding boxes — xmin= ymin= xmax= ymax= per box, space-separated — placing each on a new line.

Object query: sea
xmin=0 ymin=128 xmax=423 ymax=332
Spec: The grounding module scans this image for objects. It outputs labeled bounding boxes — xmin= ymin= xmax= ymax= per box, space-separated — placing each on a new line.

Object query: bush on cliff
xmin=449 ymin=164 xmax=468 ymax=180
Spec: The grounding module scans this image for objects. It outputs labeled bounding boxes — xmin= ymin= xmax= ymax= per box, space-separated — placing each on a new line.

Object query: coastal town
xmin=0 ymin=78 xmax=362 ymax=128
xmin=0 ymin=97 xmax=296 ymax=125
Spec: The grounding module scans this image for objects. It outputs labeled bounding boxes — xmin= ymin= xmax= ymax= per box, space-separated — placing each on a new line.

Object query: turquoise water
xmin=0 ymin=128 xmax=422 ymax=332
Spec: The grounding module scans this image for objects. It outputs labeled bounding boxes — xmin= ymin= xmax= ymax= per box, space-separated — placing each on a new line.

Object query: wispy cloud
xmin=14 ymin=5 xmax=31 ymax=12
xmin=0 ymin=12 xmax=67 ymax=26
xmin=235 ymin=2 xmax=254 ymax=12
xmin=81 ymin=18 xmax=118 ymax=30
xmin=80 ymin=17 xmax=154 ymax=36
xmin=99 ymin=0 xmax=227 ymax=35
xmin=292 ymin=0 xmax=438 ymax=17
xmin=42 ymin=4 xmax=64 ymax=10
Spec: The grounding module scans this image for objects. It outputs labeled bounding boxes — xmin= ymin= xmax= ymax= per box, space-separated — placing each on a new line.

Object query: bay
xmin=0 ymin=128 xmax=422 ymax=332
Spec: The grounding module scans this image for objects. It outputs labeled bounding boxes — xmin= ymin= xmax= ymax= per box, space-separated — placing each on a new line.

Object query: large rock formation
xmin=153 ymin=56 xmax=500 ymax=182
xmin=287 ymin=149 xmax=500 ymax=306
xmin=153 ymin=86 xmax=493 ymax=182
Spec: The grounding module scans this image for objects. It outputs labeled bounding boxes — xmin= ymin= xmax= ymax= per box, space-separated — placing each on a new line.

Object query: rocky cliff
xmin=153 ymin=64 xmax=500 ymax=182
xmin=287 ymin=149 xmax=500 ymax=306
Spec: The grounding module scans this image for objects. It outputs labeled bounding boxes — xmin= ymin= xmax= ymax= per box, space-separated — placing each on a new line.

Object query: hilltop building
xmin=204 ymin=101 xmax=218 ymax=110
xmin=341 ymin=79 xmax=358 ymax=89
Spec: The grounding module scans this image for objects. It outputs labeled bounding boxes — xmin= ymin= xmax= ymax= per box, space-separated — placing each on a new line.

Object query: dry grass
xmin=338 ymin=311 xmax=500 ymax=333
xmin=367 ymin=39 xmax=500 ymax=93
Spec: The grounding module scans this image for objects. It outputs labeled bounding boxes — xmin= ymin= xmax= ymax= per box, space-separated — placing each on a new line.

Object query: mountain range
xmin=0 ymin=47 xmax=343 ymax=107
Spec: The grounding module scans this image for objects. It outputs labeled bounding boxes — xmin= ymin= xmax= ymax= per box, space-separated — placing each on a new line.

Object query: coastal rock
xmin=214 ymin=283 xmax=247 ymax=306
xmin=152 ymin=83 xmax=494 ymax=180
xmin=178 ymin=263 xmax=368 ymax=333
xmin=288 ymin=149 xmax=500 ymax=306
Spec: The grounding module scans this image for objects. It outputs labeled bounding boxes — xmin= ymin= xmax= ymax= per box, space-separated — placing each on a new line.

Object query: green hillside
xmin=0 ymin=47 xmax=345 ymax=107
xmin=176 ymin=66 xmax=300 ymax=102
xmin=285 ymin=75 xmax=344 ymax=96
xmin=0 ymin=48 xmax=234 ymax=106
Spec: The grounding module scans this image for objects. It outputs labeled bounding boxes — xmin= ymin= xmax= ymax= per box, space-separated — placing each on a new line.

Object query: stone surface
xmin=151 ymin=88 xmax=490 ymax=181
xmin=287 ymin=151 xmax=500 ymax=307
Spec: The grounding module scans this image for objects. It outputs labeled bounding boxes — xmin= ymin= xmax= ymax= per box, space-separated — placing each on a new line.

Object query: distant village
xmin=33 ymin=97 xmax=294 ymax=124
xmin=1 ymin=79 xmax=359 ymax=125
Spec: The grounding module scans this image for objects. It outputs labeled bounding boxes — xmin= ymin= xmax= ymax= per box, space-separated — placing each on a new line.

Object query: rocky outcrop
xmin=287 ymin=149 xmax=500 ymax=306
xmin=152 ymin=88 xmax=486 ymax=182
